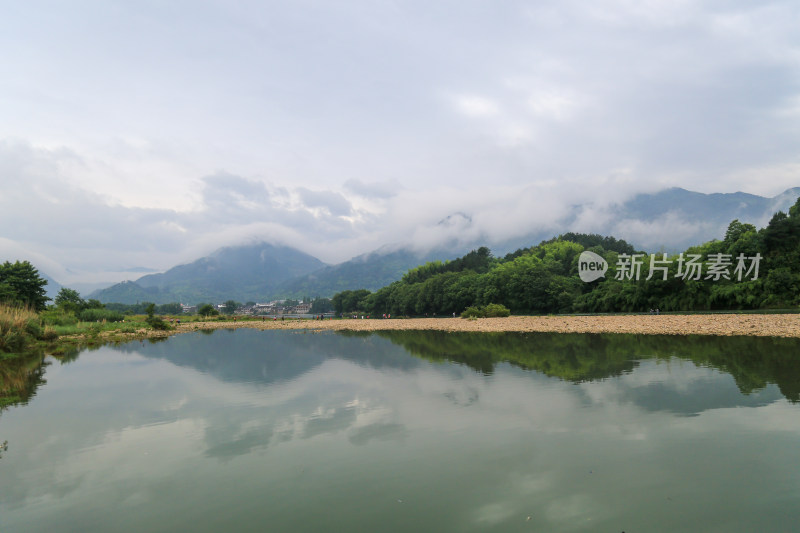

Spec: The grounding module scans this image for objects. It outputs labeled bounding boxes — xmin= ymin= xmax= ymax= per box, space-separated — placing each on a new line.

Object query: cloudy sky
xmin=2 ymin=0 xmax=799 ymax=288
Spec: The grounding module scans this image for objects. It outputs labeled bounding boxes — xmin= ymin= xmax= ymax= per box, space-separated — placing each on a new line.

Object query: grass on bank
xmin=1 ymin=305 xmax=188 ymax=358
xmin=1 ymin=305 xmax=293 ymax=359
xmin=0 ymin=305 xmax=57 ymax=356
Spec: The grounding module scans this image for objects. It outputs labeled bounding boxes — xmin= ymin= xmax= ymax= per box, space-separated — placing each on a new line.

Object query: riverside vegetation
xmin=332 ymin=198 xmax=800 ymax=317
xmin=2 ymin=199 xmax=799 ymax=358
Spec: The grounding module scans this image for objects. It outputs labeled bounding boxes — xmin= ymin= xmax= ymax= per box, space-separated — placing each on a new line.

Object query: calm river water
xmin=2 ymin=329 xmax=800 ymax=532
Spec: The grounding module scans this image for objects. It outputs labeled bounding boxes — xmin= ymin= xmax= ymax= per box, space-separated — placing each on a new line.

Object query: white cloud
xmin=610 ymin=212 xmax=718 ymax=251
xmin=0 ymin=1 xmax=798 ymax=283
xmin=343 ymin=178 xmax=401 ymax=199
xmin=452 ymin=94 xmax=501 ymax=118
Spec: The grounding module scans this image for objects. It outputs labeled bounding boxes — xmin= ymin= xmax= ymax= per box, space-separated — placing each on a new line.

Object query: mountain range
xmin=86 ymin=186 xmax=800 ymax=305
xmin=90 ymin=243 xmax=325 ymax=304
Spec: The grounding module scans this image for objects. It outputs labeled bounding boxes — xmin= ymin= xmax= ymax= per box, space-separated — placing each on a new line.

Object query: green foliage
xmin=197 ymin=303 xmax=217 ymax=317
xmin=54 ymin=288 xmax=86 ymax=313
xmin=41 ymin=326 xmax=58 ymax=341
xmin=310 ymin=298 xmax=333 ymax=313
xmin=145 ymin=315 xmax=171 ymax=330
xmin=460 ymin=304 xmax=510 ymax=318
xmin=24 ymin=318 xmax=42 ymax=338
xmin=0 ymin=304 xmax=45 ymax=354
xmin=86 ymin=323 xmax=103 ymax=338
xmin=332 ymin=289 xmax=371 ymax=314
xmin=402 ymin=247 xmax=493 ymax=284
xmin=53 ymin=288 xmax=111 ymax=319
xmin=274 ymin=248 xmax=448 ymax=300
xmin=0 ymin=261 xmax=49 ymax=311
xmin=40 ymin=309 xmax=79 ymax=327
xmin=460 ymin=306 xmax=482 ymax=318
xmin=222 ymin=300 xmax=240 ymax=315
xmin=483 ymin=303 xmax=511 ymax=317
xmin=85 ymin=299 xmax=104 ymax=309
xmin=505 ymin=233 xmax=636 ymax=262
xmin=333 ymin=209 xmax=800 ymax=316
xmin=77 ymin=309 xmax=125 ymax=323
xmin=104 ymin=302 xmax=183 ymax=315
xmin=157 ymin=302 xmax=183 ymax=315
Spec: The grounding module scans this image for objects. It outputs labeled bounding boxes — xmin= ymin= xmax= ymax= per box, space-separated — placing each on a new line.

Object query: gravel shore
xmin=171 ymin=313 xmax=800 ymax=338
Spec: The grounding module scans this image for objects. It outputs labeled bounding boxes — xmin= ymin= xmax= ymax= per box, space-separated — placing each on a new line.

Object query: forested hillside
xmin=273 ymin=247 xmax=460 ymax=299
xmin=332 ymin=199 xmax=800 ymax=316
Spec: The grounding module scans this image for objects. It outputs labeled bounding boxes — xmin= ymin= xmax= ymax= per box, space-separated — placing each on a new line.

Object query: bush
xmin=483 ymin=303 xmax=511 ymax=317
xmin=41 ymin=326 xmax=58 ymax=341
xmin=78 ymin=308 xmax=124 ymax=323
xmin=86 ymin=323 xmax=103 ymax=337
xmin=40 ymin=309 xmax=78 ymax=326
xmin=460 ymin=304 xmax=511 ymax=318
xmin=0 ymin=304 xmax=40 ymax=353
xmin=145 ymin=316 xmax=171 ymax=331
xmin=24 ymin=318 xmax=43 ymax=338
xmin=197 ymin=304 xmax=218 ymax=317
xmin=460 ymin=306 xmax=483 ymax=318
xmin=0 ymin=330 xmax=26 ymax=352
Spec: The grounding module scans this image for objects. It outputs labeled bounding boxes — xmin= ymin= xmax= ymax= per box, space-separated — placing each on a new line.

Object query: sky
xmin=1 ymin=0 xmax=799 ymax=289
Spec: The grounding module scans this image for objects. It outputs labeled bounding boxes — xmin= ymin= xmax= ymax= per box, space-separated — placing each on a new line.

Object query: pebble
xmin=172 ymin=314 xmax=800 ymax=338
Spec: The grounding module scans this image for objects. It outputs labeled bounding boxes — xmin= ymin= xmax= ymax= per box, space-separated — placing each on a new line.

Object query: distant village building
xmin=179 ymin=300 xmax=312 ymax=316
xmin=245 ymin=300 xmax=312 ymax=316
xmin=251 ymin=303 xmax=274 ymax=315
xmin=292 ymin=302 xmax=312 ymax=314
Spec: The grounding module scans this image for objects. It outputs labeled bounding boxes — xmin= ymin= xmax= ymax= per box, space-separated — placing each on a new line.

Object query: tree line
xmin=332 ymin=199 xmax=800 ymax=316
xmin=2 ymin=199 xmax=798 ymax=319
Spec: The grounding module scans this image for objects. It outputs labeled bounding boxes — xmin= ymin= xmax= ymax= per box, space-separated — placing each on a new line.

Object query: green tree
xmin=54 ymin=287 xmax=86 ymax=313
xmin=143 ymin=303 xmax=171 ymax=330
xmin=85 ymin=299 xmax=105 ymax=309
xmin=332 ymin=289 xmax=371 ymax=314
xmin=310 ymin=298 xmax=333 ymax=313
xmin=157 ymin=302 xmax=183 ymax=315
xmin=222 ymin=300 xmax=240 ymax=315
xmin=0 ymin=261 xmax=49 ymax=311
xmin=197 ymin=303 xmax=216 ymax=317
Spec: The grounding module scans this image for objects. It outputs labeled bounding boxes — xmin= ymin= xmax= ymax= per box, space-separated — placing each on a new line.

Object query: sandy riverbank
xmin=163 ymin=313 xmax=800 ymax=338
